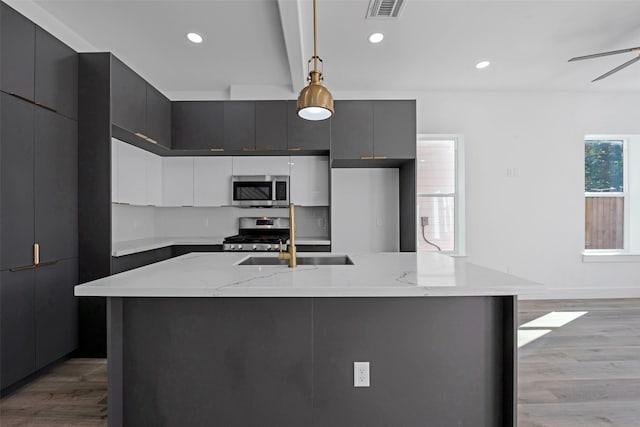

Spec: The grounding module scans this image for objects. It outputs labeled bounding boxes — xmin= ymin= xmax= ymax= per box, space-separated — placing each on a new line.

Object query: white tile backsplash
xmin=112 ymin=205 xmax=329 ymax=243
xmin=112 ymin=204 xmax=155 ymax=243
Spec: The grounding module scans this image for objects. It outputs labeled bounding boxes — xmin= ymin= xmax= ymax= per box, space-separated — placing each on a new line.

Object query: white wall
xmin=413 ymin=91 xmax=640 ymax=295
xmin=331 ymin=169 xmax=399 ymax=253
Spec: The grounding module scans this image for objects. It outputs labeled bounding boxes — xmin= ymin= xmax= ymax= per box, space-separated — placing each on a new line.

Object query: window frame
xmin=416 ymin=134 xmax=466 ymax=256
xmin=584 ymin=135 xmax=629 ymax=253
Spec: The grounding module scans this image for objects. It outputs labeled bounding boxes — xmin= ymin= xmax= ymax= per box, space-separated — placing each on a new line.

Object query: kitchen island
xmin=75 ymin=252 xmax=540 ymax=427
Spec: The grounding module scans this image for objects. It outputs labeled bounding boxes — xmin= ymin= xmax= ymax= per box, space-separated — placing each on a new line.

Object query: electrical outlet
xmin=421 ymin=216 xmax=429 ymax=226
xmin=353 ymin=361 xmax=370 ymax=387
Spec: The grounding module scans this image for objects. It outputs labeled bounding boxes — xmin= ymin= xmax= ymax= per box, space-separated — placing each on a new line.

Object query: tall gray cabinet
xmin=0 ymin=2 xmax=79 ymax=392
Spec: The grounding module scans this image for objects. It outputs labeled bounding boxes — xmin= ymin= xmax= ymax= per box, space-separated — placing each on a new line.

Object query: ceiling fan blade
xmin=592 ymin=54 xmax=640 ymax=82
xmin=568 ymin=47 xmax=640 ymax=62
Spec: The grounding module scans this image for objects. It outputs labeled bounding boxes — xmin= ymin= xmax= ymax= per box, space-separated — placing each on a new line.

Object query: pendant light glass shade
xmin=297 ymin=0 xmax=334 ymax=121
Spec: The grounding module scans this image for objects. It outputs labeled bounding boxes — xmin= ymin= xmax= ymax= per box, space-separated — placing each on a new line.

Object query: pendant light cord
xmin=313 ymin=0 xmax=318 ymax=72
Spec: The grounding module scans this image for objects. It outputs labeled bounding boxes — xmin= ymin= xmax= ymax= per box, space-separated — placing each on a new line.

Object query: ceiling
xmin=11 ymin=0 xmax=640 ymax=98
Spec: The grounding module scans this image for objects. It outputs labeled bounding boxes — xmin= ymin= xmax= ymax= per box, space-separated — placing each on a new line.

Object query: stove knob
xmin=252 ymin=245 xmax=258 ymax=250
xmin=228 ymin=245 xmax=234 ymax=250
xmin=237 ymin=244 xmax=243 ymax=250
xmin=266 ymin=244 xmax=271 ymax=250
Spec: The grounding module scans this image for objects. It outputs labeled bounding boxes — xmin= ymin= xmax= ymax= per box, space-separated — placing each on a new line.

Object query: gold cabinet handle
xmin=360 ymin=156 xmax=375 ymax=160
xmin=373 ymin=156 xmax=388 ymax=160
xmin=210 ymin=148 xmax=224 ymax=152
xmin=242 ymin=147 xmax=256 ymax=152
xmin=34 ymin=243 xmax=40 ymax=266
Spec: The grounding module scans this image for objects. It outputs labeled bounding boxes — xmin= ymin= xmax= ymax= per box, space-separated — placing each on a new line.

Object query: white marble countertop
xmin=76 ymin=252 xmax=543 ymax=297
xmin=112 ymin=236 xmax=331 ymax=257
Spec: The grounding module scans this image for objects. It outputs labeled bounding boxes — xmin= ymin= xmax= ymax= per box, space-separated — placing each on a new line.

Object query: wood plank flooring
xmin=1 ymin=299 xmax=638 ymax=426
xmin=518 ymin=299 xmax=640 ymax=427
xmin=0 ymin=358 xmax=107 ymax=426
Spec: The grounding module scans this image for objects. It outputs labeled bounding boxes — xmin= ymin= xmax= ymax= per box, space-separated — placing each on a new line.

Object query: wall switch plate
xmin=421 ymin=217 xmax=429 ymax=226
xmin=353 ymin=361 xmax=370 ymax=387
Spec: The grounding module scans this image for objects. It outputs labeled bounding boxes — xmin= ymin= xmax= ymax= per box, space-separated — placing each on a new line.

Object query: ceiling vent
xmin=366 ymin=0 xmax=406 ymax=19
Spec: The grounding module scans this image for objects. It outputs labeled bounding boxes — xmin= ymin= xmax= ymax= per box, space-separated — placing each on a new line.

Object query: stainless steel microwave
xmin=231 ymin=175 xmax=289 ymax=207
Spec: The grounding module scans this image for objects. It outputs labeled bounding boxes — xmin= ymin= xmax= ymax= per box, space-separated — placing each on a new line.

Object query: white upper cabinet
xmin=145 ymin=150 xmax=162 ymax=206
xmin=290 ymin=156 xmax=329 ymax=206
xmin=116 ymin=139 xmax=147 ymax=205
xmin=194 ymin=157 xmax=233 ymax=207
xmin=112 ymin=138 xmax=162 ymax=206
xmin=162 ymin=157 xmax=194 ymax=207
xmin=231 ymin=156 xmax=290 ymax=176
xmin=111 ymin=138 xmax=119 ymax=202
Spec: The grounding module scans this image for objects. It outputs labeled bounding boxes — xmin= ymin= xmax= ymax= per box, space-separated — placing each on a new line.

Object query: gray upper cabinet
xmin=255 ymin=101 xmax=287 ymax=151
xmin=224 ymin=101 xmax=255 ymax=152
xmin=172 ymin=101 xmax=224 ymax=150
xmin=1 ymin=93 xmax=35 ymax=271
xmin=1 ymin=3 xmax=35 ymax=100
xmin=331 ymin=100 xmax=374 ymax=159
xmin=287 ymin=101 xmax=330 ymax=151
xmin=35 ymin=27 xmax=78 ymax=119
xmin=35 ymin=108 xmax=78 ymax=263
xmin=146 ymin=84 xmax=171 ymax=149
xmin=111 ymin=56 xmax=146 ymax=135
xmin=373 ymin=100 xmax=416 ymax=159
xmin=331 ymin=100 xmax=416 ymax=160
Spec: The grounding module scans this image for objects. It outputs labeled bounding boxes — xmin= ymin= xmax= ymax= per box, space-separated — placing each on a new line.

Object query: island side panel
xmin=313 ymin=296 xmax=516 ymax=427
xmin=121 ymin=297 xmax=313 ymax=427
xmin=107 ymin=297 xmax=123 ymax=427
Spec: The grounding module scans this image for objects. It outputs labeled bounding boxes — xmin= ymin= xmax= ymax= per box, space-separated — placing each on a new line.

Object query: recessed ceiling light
xmin=368 ymin=33 xmax=384 ymax=44
xmin=476 ymin=60 xmax=490 ymax=69
xmin=187 ymin=32 xmax=203 ymax=44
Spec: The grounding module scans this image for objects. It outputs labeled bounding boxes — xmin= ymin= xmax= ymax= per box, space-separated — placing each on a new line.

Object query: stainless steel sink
xmin=238 ymin=255 xmax=354 ymax=266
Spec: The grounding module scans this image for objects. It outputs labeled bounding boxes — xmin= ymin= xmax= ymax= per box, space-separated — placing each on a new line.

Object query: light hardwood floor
xmin=1 ymin=299 xmax=638 ymax=426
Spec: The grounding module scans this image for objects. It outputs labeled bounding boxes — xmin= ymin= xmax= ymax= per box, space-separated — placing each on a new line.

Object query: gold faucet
xmin=278 ymin=203 xmax=297 ymax=268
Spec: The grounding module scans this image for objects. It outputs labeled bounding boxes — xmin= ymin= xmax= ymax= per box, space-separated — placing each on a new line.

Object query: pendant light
xmin=297 ymin=0 xmax=334 ymax=121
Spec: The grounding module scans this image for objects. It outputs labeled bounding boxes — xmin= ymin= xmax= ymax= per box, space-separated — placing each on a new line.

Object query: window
xmin=584 ymin=139 xmax=626 ymax=250
xmin=416 ymin=136 xmax=465 ymax=254
xmin=584 ymin=135 xmax=640 ymax=256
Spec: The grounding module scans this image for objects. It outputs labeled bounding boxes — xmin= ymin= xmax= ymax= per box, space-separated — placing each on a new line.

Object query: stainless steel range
xmin=223 ymin=217 xmax=290 ymax=252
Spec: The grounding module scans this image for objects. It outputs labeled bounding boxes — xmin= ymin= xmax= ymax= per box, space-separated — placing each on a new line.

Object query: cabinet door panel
xmin=111 ymin=56 xmax=146 ymax=134
xmin=224 ymin=101 xmax=255 ymax=151
xmin=290 ymin=156 xmax=329 ymax=206
xmin=1 ymin=269 xmax=36 ymax=389
xmin=231 ymin=156 xmax=290 ymax=176
xmin=194 ymin=157 xmax=233 ymax=206
xmin=117 ymin=141 xmax=147 ymax=205
xmin=172 ymin=102 xmax=224 ymax=150
xmin=35 ymin=258 xmax=78 ymax=369
xmin=255 ymin=101 xmax=287 ymax=151
xmin=146 ymin=84 xmax=171 ymax=149
xmin=35 ymin=27 xmax=78 ymax=119
xmin=145 ymin=150 xmax=163 ymax=206
xmin=287 ymin=101 xmax=330 ymax=151
xmin=373 ymin=100 xmax=416 ymax=159
xmin=1 ymin=93 xmax=35 ymax=270
xmin=35 ymin=108 xmax=78 ymax=263
xmin=1 ymin=3 xmax=35 ymax=100
xmin=330 ymin=101 xmax=373 ymax=159
xmin=162 ymin=157 xmax=194 ymax=206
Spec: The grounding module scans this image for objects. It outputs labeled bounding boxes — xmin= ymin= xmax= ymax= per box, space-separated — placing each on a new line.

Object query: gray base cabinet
xmin=35 ymin=259 xmax=79 ymax=370
xmin=0 ymin=269 xmax=36 ymax=390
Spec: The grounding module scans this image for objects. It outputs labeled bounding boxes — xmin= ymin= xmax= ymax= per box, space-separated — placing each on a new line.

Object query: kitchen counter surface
xmin=76 ymin=252 xmax=543 ymax=297
xmin=112 ymin=236 xmax=330 ymax=256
